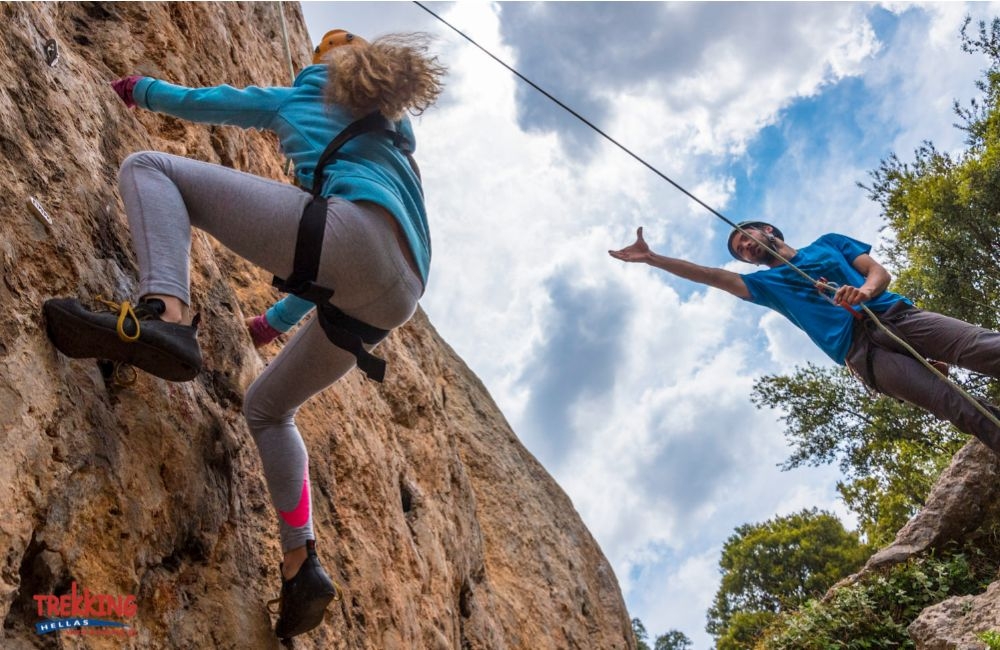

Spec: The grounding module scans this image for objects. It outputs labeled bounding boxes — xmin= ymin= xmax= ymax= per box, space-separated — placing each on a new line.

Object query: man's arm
xmin=834 ymin=253 xmax=891 ymax=306
xmin=609 ymin=227 xmax=750 ymax=299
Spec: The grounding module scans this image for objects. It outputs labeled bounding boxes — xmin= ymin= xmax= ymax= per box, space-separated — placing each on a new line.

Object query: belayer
xmin=43 ymin=31 xmax=446 ymax=640
xmin=609 ymin=223 xmax=1000 ymax=456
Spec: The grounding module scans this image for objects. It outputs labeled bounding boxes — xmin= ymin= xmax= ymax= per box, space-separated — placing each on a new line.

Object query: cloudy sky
xmin=300 ymin=2 xmax=999 ymax=647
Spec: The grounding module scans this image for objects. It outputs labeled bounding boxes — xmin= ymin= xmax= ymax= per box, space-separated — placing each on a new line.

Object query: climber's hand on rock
xmin=110 ymin=76 xmax=143 ymax=108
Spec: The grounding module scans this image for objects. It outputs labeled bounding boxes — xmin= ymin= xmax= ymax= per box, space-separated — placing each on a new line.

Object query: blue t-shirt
xmin=741 ymin=233 xmax=910 ymax=364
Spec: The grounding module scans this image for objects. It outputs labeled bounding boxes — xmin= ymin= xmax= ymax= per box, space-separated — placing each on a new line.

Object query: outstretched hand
xmin=609 ymin=227 xmax=651 ymax=263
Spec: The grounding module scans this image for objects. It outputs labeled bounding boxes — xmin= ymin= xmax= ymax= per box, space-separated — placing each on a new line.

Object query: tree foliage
xmin=633 ymin=617 xmax=651 ymax=650
xmin=751 ymin=363 xmax=964 ymax=545
xmin=759 ymin=550 xmax=996 ymax=649
xmin=633 ymin=618 xmax=693 ymax=650
xmin=707 ymin=509 xmax=869 ymax=647
xmin=864 ymin=16 xmax=1000 ymax=336
xmin=654 ymin=629 xmax=693 ymax=650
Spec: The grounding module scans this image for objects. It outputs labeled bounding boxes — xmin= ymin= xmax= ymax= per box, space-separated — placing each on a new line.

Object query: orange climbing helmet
xmin=312 ymin=29 xmax=368 ymax=64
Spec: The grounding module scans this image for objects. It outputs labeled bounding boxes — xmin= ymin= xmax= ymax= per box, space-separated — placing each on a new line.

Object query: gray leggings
xmin=118 ymin=152 xmax=423 ymax=551
xmin=846 ymin=302 xmax=1000 ymax=454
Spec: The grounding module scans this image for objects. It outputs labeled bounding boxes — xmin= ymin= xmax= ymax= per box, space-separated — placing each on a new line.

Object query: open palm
xmin=609 ymin=227 xmax=650 ymax=263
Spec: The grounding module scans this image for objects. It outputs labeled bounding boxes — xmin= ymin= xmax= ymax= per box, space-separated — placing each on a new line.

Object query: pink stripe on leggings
xmin=278 ymin=467 xmax=311 ymax=528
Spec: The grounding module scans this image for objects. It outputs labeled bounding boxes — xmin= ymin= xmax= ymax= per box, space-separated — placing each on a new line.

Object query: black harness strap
xmin=273 ymin=111 xmax=416 ymax=382
xmin=277 ymin=197 xmax=331 ymax=304
xmin=317 ymin=304 xmax=389 ymax=382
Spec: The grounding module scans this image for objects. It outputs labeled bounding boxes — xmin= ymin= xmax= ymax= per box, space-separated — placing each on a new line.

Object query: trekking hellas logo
xmin=33 ymin=582 xmax=138 ymax=637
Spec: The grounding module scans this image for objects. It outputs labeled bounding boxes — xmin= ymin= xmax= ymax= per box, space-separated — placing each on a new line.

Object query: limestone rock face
xmin=0 ymin=3 xmax=633 ymax=649
xmin=863 ymin=441 xmax=1000 ymax=573
xmin=908 ymin=581 xmax=1000 ymax=650
xmin=841 ymin=440 xmax=1000 ymax=649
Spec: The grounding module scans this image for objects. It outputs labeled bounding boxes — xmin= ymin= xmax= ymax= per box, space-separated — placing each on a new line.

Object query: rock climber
xmin=43 ymin=30 xmax=445 ymax=640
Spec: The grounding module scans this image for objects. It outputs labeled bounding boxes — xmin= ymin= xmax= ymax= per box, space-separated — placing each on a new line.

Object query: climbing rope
xmin=413 ymin=2 xmax=1000 ymax=433
xmin=274 ymin=2 xmax=296 ymax=178
xmin=275 ymin=2 xmax=295 ymax=85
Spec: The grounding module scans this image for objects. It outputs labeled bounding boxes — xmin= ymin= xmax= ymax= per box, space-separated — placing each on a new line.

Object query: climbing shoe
xmin=269 ymin=541 xmax=339 ymax=640
xmin=43 ymin=296 xmax=202 ymax=382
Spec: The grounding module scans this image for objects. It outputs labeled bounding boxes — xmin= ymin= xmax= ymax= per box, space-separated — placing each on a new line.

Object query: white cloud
xmin=628 ymin=548 xmax=721 ymax=644
xmin=759 ymin=310 xmax=829 ymax=370
xmin=298 ymin=3 xmax=998 ymax=647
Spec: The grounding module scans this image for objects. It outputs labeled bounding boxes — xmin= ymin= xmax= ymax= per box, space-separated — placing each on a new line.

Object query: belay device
xmin=272 ymin=111 xmax=418 ymax=382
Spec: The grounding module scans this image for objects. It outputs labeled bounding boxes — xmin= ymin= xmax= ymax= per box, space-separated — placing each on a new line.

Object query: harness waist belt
xmin=271 ymin=110 xmax=417 ymax=382
xmin=271 ymin=196 xmax=390 ymax=382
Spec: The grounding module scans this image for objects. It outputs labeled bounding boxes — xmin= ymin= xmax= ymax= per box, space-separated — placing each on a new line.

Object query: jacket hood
xmin=292 ymin=64 xmax=326 ymax=89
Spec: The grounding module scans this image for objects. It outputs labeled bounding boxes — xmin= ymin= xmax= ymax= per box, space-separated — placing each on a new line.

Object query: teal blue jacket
xmin=133 ymin=66 xmax=431 ymax=286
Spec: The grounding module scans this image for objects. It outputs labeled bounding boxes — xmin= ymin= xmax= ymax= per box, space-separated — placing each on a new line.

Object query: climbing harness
xmin=264 ymin=13 xmax=417 ymax=380
xmin=272 ymin=111 xmax=417 ymax=383
xmin=413 ymin=1 xmax=1000 ymax=431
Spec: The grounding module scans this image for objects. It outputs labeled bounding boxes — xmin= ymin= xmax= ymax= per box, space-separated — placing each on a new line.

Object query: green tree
xmin=633 ymin=617 xmax=651 ymax=650
xmin=866 ymin=17 xmax=1000 ymax=340
xmin=707 ymin=509 xmax=869 ymax=649
xmin=751 ymin=363 xmax=963 ymax=545
xmin=759 ymin=550 xmax=996 ymax=649
xmin=654 ymin=629 xmax=692 ymax=650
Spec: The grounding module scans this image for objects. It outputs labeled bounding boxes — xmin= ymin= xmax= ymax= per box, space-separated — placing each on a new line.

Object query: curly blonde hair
xmin=325 ymin=33 xmax=446 ymax=121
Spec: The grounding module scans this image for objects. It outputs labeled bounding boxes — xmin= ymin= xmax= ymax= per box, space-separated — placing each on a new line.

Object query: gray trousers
xmin=118 ymin=152 xmax=423 ymax=551
xmin=845 ymin=301 xmax=1000 ymax=454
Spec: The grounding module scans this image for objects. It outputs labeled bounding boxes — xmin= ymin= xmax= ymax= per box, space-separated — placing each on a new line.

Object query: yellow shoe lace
xmin=95 ymin=295 xmax=141 ymax=342
xmin=112 ymin=362 xmax=137 ymax=387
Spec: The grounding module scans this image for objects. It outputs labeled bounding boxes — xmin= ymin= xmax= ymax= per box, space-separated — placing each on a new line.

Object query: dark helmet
xmin=727 ymin=220 xmax=784 ymax=261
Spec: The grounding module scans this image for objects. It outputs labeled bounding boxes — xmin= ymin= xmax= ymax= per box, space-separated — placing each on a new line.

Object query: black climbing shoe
xmin=43 ymin=296 xmax=202 ymax=382
xmin=271 ymin=541 xmax=339 ymax=640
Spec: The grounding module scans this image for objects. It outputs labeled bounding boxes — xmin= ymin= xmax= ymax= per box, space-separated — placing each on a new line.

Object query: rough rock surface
xmin=837 ymin=439 xmax=1000 ymax=648
xmin=0 ymin=3 xmax=633 ymax=649
xmin=863 ymin=441 xmax=1000 ymax=573
xmin=908 ymin=581 xmax=1000 ymax=650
